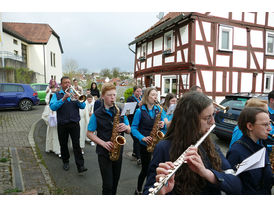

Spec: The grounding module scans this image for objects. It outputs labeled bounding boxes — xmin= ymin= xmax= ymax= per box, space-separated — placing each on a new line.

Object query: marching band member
xmin=50 ymin=76 xmax=87 ymax=174
xmin=268 ymin=90 xmax=274 ymax=121
xmin=161 ymin=93 xmax=177 ymax=133
xmin=229 ymin=98 xmax=274 ymax=149
xmin=131 ymin=87 xmax=166 ymax=195
xmin=126 ymin=85 xmax=142 ymax=165
xmin=227 ymin=107 xmax=273 ymax=194
xmin=144 ymin=91 xmax=242 ymax=195
xmin=86 ymin=83 xmax=130 ymax=195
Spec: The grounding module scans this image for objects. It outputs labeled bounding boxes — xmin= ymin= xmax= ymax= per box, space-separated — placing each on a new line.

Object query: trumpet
xmin=148 ymin=124 xmax=216 ymax=195
xmin=268 ymin=133 xmax=274 ymax=139
xmin=65 ymin=86 xmax=87 ymax=103
xmin=213 ymin=101 xmax=229 ymax=113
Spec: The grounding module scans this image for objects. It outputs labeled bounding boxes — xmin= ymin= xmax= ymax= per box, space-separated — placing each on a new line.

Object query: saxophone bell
xmin=116 ymin=135 xmax=126 ymax=145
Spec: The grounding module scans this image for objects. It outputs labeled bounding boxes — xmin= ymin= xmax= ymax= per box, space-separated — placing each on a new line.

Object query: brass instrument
xmin=109 ymin=104 xmax=126 ymax=161
xmin=213 ymin=101 xmax=229 ymax=113
xmin=268 ymin=133 xmax=274 ymax=139
xmin=65 ymin=86 xmax=87 ymax=103
xmin=147 ymin=101 xmax=165 ymax=153
xmin=269 ymin=146 xmax=274 ymax=173
xmin=148 ymin=124 xmax=216 ymax=195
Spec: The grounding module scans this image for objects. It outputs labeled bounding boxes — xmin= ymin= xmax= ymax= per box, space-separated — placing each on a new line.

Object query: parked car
xmin=30 ymin=83 xmax=48 ymax=104
xmin=0 ymin=83 xmax=40 ymax=111
xmin=213 ymin=93 xmax=268 ymax=141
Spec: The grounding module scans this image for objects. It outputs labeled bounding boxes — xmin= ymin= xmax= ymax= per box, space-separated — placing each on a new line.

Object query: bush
xmin=124 ymin=87 xmax=133 ymax=101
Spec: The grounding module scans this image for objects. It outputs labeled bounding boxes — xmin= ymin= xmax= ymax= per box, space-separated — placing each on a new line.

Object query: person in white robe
xmin=42 ymin=89 xmax=61 ymax=157
xmin=85 ymin=94 xmax=95 ymax=146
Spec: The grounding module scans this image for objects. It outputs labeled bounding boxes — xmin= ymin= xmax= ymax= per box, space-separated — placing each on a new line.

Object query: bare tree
xmin=100 ymin=68 xmax=112 ymax=78
xmin=63 ymin=58 xmax=79 ymax=73
xmin=112 ymin=67 xmax=120 ymax=78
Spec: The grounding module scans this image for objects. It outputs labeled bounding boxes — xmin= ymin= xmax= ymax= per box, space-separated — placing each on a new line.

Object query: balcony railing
xmin=0 ymin=51 xmax=24 ymax=62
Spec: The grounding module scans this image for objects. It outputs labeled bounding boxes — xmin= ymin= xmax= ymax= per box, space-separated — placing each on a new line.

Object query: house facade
xmin=1 ymin=22 xmax=63 ymax=83
xmin=129 ymin=12 xmax=274 ymax=102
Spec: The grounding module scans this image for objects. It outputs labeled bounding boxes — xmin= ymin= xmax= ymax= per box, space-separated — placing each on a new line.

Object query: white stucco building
xmin=1 ymin=22 xmax=63 ymax=83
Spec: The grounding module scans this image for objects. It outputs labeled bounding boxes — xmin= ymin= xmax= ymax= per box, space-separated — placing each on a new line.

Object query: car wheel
xmin=19 ymin=99 xmax=32 ymax=111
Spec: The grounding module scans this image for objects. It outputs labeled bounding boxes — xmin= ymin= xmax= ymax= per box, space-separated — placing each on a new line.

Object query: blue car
xmin=0 ymin=83 xmax=40 ymax=111
xmin=213 ymin=93 xmax=268 ymax=141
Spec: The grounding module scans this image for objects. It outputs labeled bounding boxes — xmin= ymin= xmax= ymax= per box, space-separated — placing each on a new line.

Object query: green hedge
xmin=124 ymin=87 xmax=133 ymax=101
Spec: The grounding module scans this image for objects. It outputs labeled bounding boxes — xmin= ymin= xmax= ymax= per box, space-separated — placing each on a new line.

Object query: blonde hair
xmin=245 ymin=98 xmax=268 ymax=111
xmin=101 ymin=83 xmax=116 ymax=96
xmin=142 ymin=87 xmax=157 ymax=105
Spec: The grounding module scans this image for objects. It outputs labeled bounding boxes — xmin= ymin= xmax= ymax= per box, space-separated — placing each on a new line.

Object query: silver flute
xmin=148 ymin=124 xmax=216 ymax=195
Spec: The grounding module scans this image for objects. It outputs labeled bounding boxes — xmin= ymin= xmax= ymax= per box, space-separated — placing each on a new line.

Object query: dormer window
xmin=218 ymin=25 xmax=233 ymax=52
xmin=266 ymin=31 xmax=274 ymax=55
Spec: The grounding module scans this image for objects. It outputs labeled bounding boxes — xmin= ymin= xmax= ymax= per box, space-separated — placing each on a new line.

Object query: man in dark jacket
xmin=50 ymin=76 xmax=87 ymax=174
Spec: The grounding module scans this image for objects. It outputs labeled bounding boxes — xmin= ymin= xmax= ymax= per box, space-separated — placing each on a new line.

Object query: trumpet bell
xmin=79 ymin=95 xmax=87 ymax=103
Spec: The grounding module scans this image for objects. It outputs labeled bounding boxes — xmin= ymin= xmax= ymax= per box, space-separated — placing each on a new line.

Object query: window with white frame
xmin=162 ymin=76 xmax=177 ymax=95
xmin=141 ymin=44 xmax=146 ymax=57
xmin=50 ymin=51 xmax=56 ymax=67
xmin=164 ymin=31 xmax=173 ymax=52
xmin=264 ymin=73 xmax=273 ymax=92
xmin=266 ymin=31 xmax=274 ymax=55
xmin=218 ymin=25 xmax=233 ymax=51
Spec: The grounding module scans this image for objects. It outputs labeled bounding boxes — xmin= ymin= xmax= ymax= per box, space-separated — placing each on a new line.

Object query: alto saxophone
xmin=147 ymin=101 xmax=165 ymax=153
xmin=109 ymin=104 xmax=126 ymax=161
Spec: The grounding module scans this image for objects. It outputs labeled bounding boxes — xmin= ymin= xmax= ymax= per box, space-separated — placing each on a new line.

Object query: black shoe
xmin=134 ymin=189 xmax=142 ymax=195
xmin=137 ymin=159 xmax=142 ymax=166
xmin=132 ymin=153 xmax=137 ymax=158
xmin=78 ymin=166 xmax=88 ymax=173
xmin=63 ymin=163 xmax=70 ymax=171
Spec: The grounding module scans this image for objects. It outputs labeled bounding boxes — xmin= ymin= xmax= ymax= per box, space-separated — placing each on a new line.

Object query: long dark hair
xmin=166 ymin=91 xmax=222 ymax=194
xmin=162 ymin=93 xmax=176 ymax=112
xmin=90 ymin=82 xmax=98 ymax=91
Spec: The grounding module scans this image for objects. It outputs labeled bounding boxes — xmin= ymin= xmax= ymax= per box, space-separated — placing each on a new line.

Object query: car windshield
xmin=40 ymin=85 xmax=48 ymax=90
xmin=220 ymin=98 xmax=248 ymax=110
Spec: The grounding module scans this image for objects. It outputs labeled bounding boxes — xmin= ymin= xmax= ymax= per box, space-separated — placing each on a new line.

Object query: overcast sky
xmin=1 ymin=0 xmax=267 ymax=74
xmin=2 ymin=12 xmax=160 ymax=73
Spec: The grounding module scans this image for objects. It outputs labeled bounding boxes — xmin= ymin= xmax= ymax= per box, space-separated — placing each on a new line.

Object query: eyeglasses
xmin=201 ymin=113 xmax=215 ymax=124
xmin=254 ymin=122 xmax=272 ymax=129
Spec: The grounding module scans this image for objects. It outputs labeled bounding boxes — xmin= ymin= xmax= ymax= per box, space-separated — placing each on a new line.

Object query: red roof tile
xmin=135 ymin=12 xmax=184 ymax=39
xmin=3 ymin=22 xmax=55 ymax=43
xmin=3 ymin=22 xmax=63 ymax=53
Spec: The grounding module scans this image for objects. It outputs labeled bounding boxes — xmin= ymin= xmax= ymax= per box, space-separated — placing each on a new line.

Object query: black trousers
xmin=137 ymin=144 xmax=152 ymax=192
xmin=98 ymin=154 xmax=122 ymax=195
xmin=130 ymin=133 xmax=141 ymax=159
xmin=57 ymin=122 xmax=84 ymax=169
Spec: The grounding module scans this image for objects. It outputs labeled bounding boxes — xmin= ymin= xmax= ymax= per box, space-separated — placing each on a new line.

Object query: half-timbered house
xmin=128 ymin=12 xmax=274 ymax=102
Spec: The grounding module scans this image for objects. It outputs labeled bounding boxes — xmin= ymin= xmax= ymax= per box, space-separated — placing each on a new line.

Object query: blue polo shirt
xmin=50 ymin=89 xmax=86 ymax=111
xmin=49 ymin=89 xmax=85 ymax=125
xmin=131 ymin=104 xmax=166 ymax=146
xmin=88 ymin=107 xmax=129 ymax=132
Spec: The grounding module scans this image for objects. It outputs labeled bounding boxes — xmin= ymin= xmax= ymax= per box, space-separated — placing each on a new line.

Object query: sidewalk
xmin=0 ymin=106 xmax=53 ymax=195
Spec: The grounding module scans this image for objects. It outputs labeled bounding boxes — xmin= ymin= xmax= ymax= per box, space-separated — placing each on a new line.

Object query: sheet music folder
xmin=121 ymin=102 xmax=137 ymax=116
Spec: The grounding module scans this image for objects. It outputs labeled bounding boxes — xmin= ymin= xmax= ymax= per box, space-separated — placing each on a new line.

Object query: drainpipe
xmin=43 ymin=44 xmax=46 ymax=83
